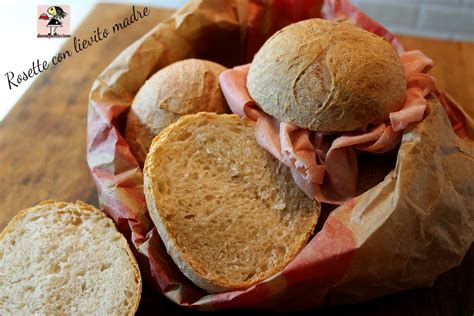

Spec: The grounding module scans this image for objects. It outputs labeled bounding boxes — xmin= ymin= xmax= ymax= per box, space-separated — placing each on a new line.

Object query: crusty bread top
xmin=247 ymin=18 xmax=407 ymax=132
xmin=0 ymin=200 xmax=141 ymax=315
xmin=125 ymin=58 xmax=230 ymax=166
xmin=144 ymin=113 xmax=320 ymax=293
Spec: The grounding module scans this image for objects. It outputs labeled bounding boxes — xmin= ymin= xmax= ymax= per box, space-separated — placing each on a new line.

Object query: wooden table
xmin=0 ymin=4 xmax=472 ymax=315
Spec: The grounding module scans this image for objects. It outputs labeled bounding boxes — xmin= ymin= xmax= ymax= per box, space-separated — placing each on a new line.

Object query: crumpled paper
xmin=87 ymin=0 xmax=474 ymax=310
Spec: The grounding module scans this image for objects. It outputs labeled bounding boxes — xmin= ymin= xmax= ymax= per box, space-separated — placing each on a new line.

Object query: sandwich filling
xmin=220 ymin=50 xmax=449 ymax=204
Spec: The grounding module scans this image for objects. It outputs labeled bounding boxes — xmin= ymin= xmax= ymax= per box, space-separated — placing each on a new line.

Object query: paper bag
xmin=87 ymin=0 xmax=474 ymax=310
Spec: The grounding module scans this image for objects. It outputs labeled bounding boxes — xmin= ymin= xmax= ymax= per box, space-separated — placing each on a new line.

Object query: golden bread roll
xmin=247 ymin=18 xmax=406 ymax=132
xmin=125 ymin=58 xmax=230 ymax=166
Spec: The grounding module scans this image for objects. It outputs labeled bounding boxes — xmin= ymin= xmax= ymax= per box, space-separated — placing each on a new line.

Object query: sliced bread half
xmin=144 ymin=113 xmax=320 ymax=293
xmin=0 ymin=200 xmax=141 ymax=315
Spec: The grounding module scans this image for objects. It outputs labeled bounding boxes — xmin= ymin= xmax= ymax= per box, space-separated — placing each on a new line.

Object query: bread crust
xmin=125 ymin=59 xmax=230 ymax=166
xmin=0 ymin=200 xmax=142 ymax=315
xmin=247 ymin=18 xmax=407 ymax=132
xmin=144 ymin=113 xmax=320 ymax=293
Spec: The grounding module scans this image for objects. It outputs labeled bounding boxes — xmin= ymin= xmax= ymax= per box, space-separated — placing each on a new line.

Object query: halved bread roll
xmin=144 ymin=113 xmax=320 ymax=293
xmin=0 ymin=200 xmax=141 ymax=315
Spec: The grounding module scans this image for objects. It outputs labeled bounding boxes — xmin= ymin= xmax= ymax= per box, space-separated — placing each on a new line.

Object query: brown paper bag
xmin=87 ymin=0 xmax=474 ymax=310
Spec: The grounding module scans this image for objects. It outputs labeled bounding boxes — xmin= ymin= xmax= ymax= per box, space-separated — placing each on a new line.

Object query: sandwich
xmin=125 ymin=58 xmax=230 ymax=166
xmin=220 ymin=18 xmax=437 ymax=204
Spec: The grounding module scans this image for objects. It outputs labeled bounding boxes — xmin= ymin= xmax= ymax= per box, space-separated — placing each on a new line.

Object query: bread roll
xmin=125 ymin=59 xmax=230 ymax=166
xmin=247 ymin=18 xmax=406 ymax=132
xmin=144 ymin=113 xmax=320 ymax=293
xmin=0 ymin=200 xmax=141 ymax=315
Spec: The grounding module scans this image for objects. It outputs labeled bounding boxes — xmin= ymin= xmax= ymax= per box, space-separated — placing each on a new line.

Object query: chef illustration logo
xmin=37 ymin=5 xmax=71 ymax=38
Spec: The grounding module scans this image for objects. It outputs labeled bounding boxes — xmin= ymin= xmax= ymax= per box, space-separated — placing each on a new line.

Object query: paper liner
xmin=87 ymin=0 xmax=474 ymax=310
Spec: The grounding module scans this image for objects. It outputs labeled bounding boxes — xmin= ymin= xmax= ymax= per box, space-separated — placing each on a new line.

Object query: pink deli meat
xmin=219 ymin=50 xmax=438 ymax=204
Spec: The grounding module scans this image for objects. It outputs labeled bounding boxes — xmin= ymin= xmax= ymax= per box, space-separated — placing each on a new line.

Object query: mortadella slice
xmin=400 ymin=50 xmax=433 ymax=77
xmin=219 ymin=64 xmax=254 ymax=118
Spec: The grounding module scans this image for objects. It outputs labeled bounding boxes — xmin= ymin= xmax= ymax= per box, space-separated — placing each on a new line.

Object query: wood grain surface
xmin=0 ymin=4 xmax=472 ymax=315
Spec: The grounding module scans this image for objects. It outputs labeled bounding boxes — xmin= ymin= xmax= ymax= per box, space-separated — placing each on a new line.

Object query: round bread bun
xmin=0 ymin=200 xmax=141 ymax=315
xmin=247 ymin=18 xmax=407 ymax=132
xmin=144 ymin=113 xmax=320 ymax=293
xmin=125 ymin=58 xmax=230 ymax=166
